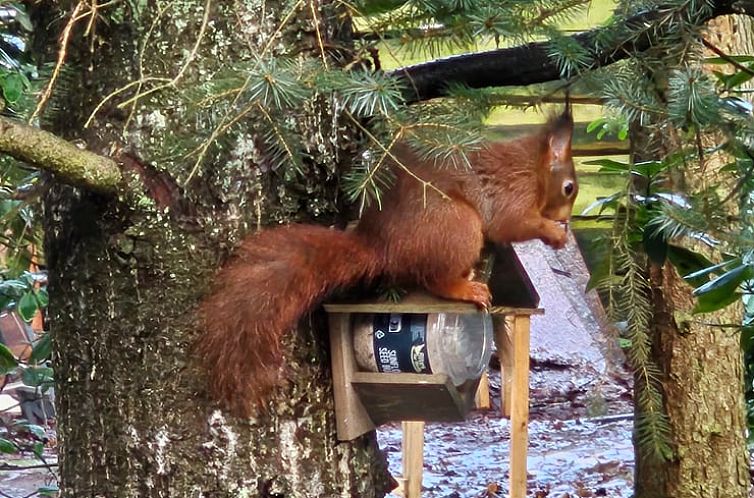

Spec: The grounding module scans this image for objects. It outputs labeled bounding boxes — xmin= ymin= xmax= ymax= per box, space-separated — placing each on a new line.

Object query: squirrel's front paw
xmin=542 ymin=222 xmax=568 ymax=250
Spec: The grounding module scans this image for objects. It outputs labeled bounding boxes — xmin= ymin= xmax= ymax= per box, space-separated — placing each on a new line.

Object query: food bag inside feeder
xmin=353 ymin=313 xmax=493 ymax=386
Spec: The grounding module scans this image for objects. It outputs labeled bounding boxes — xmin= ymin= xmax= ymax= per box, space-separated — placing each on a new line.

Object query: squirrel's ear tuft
xmin=545 ymin=108 xmax=574 ymax=161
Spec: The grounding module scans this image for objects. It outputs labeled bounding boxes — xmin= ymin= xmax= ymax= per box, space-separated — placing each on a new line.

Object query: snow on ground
xmin=379 ymin=414 xmax=634 ymax=498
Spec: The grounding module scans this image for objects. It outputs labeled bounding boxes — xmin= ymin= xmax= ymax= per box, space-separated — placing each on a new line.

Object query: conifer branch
xmin=0 ymin=116 xmax=120 ymax=195
xmin=390 ymin=0 xmax=747 ymax=103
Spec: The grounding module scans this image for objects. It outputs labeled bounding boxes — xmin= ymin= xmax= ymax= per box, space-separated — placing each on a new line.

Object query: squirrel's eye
xmin=563 ymin=181 xmax=575 ymax=197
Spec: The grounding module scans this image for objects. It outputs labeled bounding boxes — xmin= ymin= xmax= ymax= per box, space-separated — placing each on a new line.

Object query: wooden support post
xmin=401 ymin=421 xmax=425 ymax=498
xmin=328 ymin=313 xmax=375 ymax=441
xmin=508 ymin=314 xmax=531 ymax=498
xmin=474 ymin=370 xmax=491 ymax=410
xmin=493 ymin=315 xmax=514 ymax=417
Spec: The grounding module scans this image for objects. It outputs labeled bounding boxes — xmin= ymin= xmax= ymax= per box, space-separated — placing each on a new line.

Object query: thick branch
xmin=0 ymin=116 xmax=120 ymax=195
xmin=389 ymin=0 xmax=747 ymax=103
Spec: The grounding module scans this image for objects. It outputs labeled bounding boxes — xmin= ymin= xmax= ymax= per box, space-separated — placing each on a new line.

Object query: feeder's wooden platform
xmin=324 ymin=291 xmax=543 ymax=315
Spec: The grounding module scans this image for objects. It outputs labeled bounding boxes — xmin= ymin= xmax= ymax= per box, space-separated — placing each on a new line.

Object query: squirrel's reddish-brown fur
xmin=198 ymin=111 xmax=577 ymax=416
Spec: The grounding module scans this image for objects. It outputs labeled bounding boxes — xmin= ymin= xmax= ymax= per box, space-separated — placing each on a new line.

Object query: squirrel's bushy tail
xmin=197 ymin=224 xmax=378 ymax=416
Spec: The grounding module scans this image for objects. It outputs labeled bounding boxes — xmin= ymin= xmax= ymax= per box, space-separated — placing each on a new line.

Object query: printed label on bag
xmin=372 ymin=313 xmax=431 ymax=374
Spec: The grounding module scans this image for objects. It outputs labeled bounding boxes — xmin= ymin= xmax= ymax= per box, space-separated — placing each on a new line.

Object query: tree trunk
xmin=37 ymin=2 xmax=390 ymax=496
xmin=634 ymin=264 xmax=750 ymax=497
xmin=634 ymin=15 xmax=753 ymax=498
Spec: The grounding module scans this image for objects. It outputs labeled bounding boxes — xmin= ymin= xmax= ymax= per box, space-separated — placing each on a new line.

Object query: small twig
xmin=30 ymin=1 xmax=86 ymax=123
xmin=85 ymin=1 xmax=174 ymax=128
xmin=0 ymin=401 xmax=21 ymax=413
xmin=0 ymin=463 xmax=59 ymax=471
xmin=720 ymin=148 xmax=754 ymax=205
xmin=115 ymin=0 xmax=212 ymax=110
xmin=34 ymin=452 xmax=59 ymax=485
xmin=122 ymin=1 xmax=175 ymax=130
xmin=84 ymin=77 xmax=171 ymax=128
xmin=309 ymin=0 xmax=329 ymax=70
xmin=184 ymin=0 xmax=306 ymax=184
xmin=72 ymin=0 xmax=123 ymax=19
xmin=701 ymin=37 xmax=754 ymax=77
xmin=84 ymin=0 xmax=98 ymax=38
xmin=344 ymin=111 xmax=449 ymax=206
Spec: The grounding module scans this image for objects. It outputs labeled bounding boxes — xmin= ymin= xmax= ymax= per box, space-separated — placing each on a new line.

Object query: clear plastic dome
xmin=426 ymin=313 xmax=494 ymax=385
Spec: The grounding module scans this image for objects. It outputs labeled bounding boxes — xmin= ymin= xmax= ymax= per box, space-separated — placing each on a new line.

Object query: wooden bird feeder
xmin=324 ymin=244 xmax=542 ymax=498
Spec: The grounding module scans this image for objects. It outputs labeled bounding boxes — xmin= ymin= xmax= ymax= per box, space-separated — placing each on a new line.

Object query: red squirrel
xmin=198 ymin=111 xmax=577 ymax=415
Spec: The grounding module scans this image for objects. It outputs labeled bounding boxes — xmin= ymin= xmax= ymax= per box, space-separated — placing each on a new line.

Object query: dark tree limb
xmin=389 ymin=0 xmax=751 ymax=103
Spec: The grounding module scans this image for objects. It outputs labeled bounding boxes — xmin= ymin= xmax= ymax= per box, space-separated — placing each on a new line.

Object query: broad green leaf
xmin=17 ymin=291 xmax=38 ymax=322
xmin=30 ymin=333 xmax=52 ymax=363
xmin=11 ymin=5 xmax=34 ymax=32
xmin=0 ymin=279 xmax=30 ymax=295
xmin=0 ymin=437 xmax=18 ymax=454
xmin=694 ymin=291 xmax=742 ymax=314
xmin=722 ymin=69 xmax=754 ymax=90
xmin=21 ymin=366 xmax=53 ymax=388
xmin=38 ymin=486 xmax=60 ymax=497
xmin=706 ymin=55 xmax=754 ymax=64
xmin=0 ymin=343 xmax=18 ymax=375
xmin=682 ymin=258 xmax=738 ymax=281
xmin=2 ymin=73 xmax=25 ymax=104
xmin=586 ymin=117 xmax=606 ymax=133
xmin=583 ymin=158 xmax=630 ymax=174
xmin=633 ymin=160 xmax=668 ymax=179
xmin=580 ymin=192 xmax=624 ymax=215
xmin=692 ymin=264 xmax=752 ymax=297
xmin=34 ymin=288 xmax=49 ymax=308
xmin=16 ymin=421 xmax=46 ymax=439
xmin=0 ymin=295 xmax=13 ymax=311
xmin=719 ymin=162 xmax=739 ymax=173
xmin=668 ymin=247 xmax=718 ymax=288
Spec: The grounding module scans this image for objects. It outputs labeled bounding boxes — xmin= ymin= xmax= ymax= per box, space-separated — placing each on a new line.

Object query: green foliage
xmin=587 ymin=113 xmax=629 ymax=140
xmin=332 ymin=70 xmax=406 ymax=117
xmin=548 ymin=32 xmax=594 ymax=78
xmin=583 ymin=0 xmax=754 ymax=453
xmin=0 ymin=342 xmax=18 ymax=374
xmin=0 ymin=3 xmax=53 ymax=469
xmin=0 ymin=274 xmax=53 ymax=495
xmin=350 ymin=0 xmax=589 ymax=57
xmin=666 ymin=68 xmax=721 ymax=128
xmin=583 ymin=154 xmax=674 ymax=460
xmin=0 ymin=3 xmax=38 ymax=117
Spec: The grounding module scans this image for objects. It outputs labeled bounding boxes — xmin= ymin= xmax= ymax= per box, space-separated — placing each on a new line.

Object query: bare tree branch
xmin=0 ymin=116 xmax=120 ymax=195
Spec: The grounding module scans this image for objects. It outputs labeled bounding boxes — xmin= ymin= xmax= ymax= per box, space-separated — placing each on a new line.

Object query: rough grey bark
xmin=634 ymin=264 xmax=750 ymax=498
xmin=38 ymin=2 xmax=389 ymax=496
